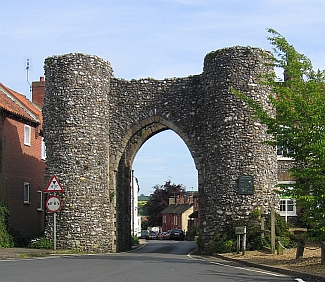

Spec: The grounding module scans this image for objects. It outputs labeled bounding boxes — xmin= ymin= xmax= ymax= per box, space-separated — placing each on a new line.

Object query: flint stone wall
xmin=43 ymin=46 xmax=279 ymax=254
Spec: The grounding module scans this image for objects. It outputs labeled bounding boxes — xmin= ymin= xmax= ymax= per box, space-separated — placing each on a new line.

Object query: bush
xmin=131 ymin=235 xmax=139 ymax=246
xmin=189 ymin=226 xmax=199 ymax=237
xmin=245 ymin=210 xmax=296 ymax=250
xmin=196 ymin=236 xmax=204 ymax=250
xmin=208 ymin=209 xmax=297 ymax=254
xmin=28 ymin=236 xmax=53 ymax=249
xmin=245 ymin=215 xmax=266 ymax=250
xmin=210 ymin=232 xmax=235 ymax=254
xmin=210 ymin=239 xmax=234 ymax=254
xmin=9 ymin=229 xmax=33 ymax=247
xmin=0 ymin=202 xmax=14 ymax=248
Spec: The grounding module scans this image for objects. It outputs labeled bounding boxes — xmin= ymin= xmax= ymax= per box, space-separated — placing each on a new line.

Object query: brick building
xmin=0 ymin=79 xmax=46 ymax=238
xmin=161 ymin=192 xmax=198 ymax=234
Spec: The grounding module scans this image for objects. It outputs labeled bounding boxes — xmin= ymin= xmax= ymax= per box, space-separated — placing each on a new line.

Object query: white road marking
xmin=188 ymin=253 xmax=286 ymax=277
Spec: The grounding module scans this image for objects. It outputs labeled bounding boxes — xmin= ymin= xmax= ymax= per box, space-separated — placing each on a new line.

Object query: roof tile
xmin=161 ymin=203 xmax=193 ymax=214
xmin=0 ymin=82 xmax=41 ymax=124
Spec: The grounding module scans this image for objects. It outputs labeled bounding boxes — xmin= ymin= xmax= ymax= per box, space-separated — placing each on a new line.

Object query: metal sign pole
xmin=54 ymin=212 xmax=57 ymax=251
xmin=242 ymin=226 xmax=246 ymax=255
xmin=45 ymin=175 xmax=64 ymax=252
xmin=54 ymin=191 xmax=57 ymax=251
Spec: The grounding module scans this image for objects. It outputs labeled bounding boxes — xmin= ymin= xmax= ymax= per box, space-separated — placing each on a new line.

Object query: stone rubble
xmin=43 ymin=46 xmax=279 ymax=254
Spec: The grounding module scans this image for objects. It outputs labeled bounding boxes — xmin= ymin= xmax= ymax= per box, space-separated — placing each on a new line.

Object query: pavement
xmin=0 ymin=248 xmax=54 ymax=259
xmin=210 ymin=253 xmax=325 ymax=282
xmin=1 ymin=247 xmax=324 ymax=281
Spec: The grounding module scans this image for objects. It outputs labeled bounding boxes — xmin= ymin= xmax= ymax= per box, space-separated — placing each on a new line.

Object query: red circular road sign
xmin=46 ymin=196 xmax=62 ymax=213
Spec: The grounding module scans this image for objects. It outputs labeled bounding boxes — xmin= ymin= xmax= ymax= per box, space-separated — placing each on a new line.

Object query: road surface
xmin=0 ymin=240 xmax=314 ymax=282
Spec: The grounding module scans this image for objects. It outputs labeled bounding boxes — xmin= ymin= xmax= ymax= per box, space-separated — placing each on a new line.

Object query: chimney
xmin=32 ymin=77 xmax=45 ymax=108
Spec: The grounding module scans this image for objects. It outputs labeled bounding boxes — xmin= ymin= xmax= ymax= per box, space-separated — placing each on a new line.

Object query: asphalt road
xmin=0 ymin=240 xmax=315 ymax=282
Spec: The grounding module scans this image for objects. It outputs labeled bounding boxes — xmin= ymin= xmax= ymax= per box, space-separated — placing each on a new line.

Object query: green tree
xmin=145 ymin=180 xmax=186 ymax=227
xmin=0 ymin=202 xmax=14 ymax=248
xmin=234 ymin=28 xmax=325 ymax=240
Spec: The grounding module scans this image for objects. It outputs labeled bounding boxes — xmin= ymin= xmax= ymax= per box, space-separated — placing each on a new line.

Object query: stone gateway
xmin=42 ymin=46 xmax=279 ymax=254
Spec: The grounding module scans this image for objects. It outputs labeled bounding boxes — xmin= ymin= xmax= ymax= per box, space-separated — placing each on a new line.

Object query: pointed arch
xmin=112 ymin=115 xmax=200 ymax=173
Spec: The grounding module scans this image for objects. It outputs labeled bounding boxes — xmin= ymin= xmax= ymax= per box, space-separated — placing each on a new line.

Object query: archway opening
xmin=131 ymin=129 xmax=198 ymax=240
xmin=113 ymin=117 xmax=201 ymax=252
xmin=133 ymin=129 xmax=198 ymax=195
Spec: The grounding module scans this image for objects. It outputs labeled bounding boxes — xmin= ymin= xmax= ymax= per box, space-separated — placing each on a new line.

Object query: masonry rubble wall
xmin=43 ymin=53 xmax=114 ymax=252
xmin=43 ymin=46 xmax=279 ymax=254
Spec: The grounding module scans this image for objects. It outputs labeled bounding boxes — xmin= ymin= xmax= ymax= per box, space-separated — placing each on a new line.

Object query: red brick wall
xmin=1 ymin=117 xmax=45 ymax=237
xmin=193 ymin=196 xmax=200 ymax=228
xmin=162 ymin=214 xmax=182 ymax=231
xmin=31 ymin=78 xmax=45 ymax=108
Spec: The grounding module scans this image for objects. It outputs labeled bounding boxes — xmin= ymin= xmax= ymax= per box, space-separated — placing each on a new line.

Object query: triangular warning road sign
xmin=45 ymin=175 xmax=64 ymax=192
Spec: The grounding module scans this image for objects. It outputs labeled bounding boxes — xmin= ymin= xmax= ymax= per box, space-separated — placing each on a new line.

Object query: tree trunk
xmin=321 ymin=241 xmax=325 ymax=265
xmin=277 ymin=237 xmax=284 ymax=255
xmin=296 ymin=239 xmax=305 ymax=259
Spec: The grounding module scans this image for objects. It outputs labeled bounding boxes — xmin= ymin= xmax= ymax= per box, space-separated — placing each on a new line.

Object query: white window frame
xmin=37 ymin=190 xmax=43 ymax=211
xmin=41 ymin=137 xmax=46 ymax=160
xmin=173 ymin=215 xmax=178 ymax=226
xmin=24 ymin=182 xmax=30 ymax=204
xmin=24 ymin=125 xmax=31 ymax=146
xmin=277 ymin=145 xmax=294 ymax=160
xmin=278 ymin=181 xmax=297 ymax=221
xmin=276 ymin=125 xmax=294 ymax=160
xmin=277 ymin=145 xmax=291 ymax=156
xmin=279 ymin=198 xmax=297 ymax=216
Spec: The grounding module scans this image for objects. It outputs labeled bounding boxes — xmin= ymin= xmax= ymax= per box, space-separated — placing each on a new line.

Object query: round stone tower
xmin=43 ymin=53 xmax=114 ymax=252
xmin=199 ymin=46 xmax=279 ymax=254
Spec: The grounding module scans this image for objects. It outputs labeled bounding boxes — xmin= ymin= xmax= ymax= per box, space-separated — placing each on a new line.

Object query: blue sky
xmin=1 ymin=0 xmax=325 ymax=195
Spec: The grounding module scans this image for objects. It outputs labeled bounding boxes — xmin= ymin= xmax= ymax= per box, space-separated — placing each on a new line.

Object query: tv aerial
xmin=26 ymin=58 xmax=32 ymax=94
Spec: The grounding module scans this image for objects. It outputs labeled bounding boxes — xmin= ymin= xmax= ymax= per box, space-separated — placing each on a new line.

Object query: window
xmin=279 ymin=198 xmax=296 ymax=217
xmin=277 ymin=145 xmax=292 ymax=157
xmin=41 ymin=137 xmax=46 ymax=160
xmin=278 ymin=181 xmax=296 ymax=221
xmin=24 ymin=182 xmax=30 ymax=204
xmin=279 ymin=196 xmax=297 ymax=223
xmin=24 ymin=125 xmax=31 ymax=146
xmin=174 ymin=215 xmax=178 ymax=226
xmin=276 ymin=126 xmax=294 ymax=159
xmin=37 ymin=191 xmax=43 ymax=211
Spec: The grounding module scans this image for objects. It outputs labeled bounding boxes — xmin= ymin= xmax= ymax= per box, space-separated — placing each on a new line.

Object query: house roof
xmin=0 ymin=83 xmax=42 ymax=125
xmin=161 ymin=203 xmax=193 ymax=215
xmin=189 ymin=210 xmax=198 ymax=218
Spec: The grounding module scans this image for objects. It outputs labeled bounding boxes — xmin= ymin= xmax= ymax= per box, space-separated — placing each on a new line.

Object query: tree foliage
xmin=234 ymin=28 xmax=325 ymax=240
xmin=145 ymin=180 xmax=186 ymax=227
xmin=0 ymin=202 xmax=14 ymax=248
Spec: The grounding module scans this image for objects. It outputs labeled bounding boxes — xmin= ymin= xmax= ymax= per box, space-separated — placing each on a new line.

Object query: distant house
xmin=188 ymin=191 xmax=199 ymax=234
xmin=161 ymin=192 xmax=198 ymax=234
xmin=161 ymin=203 xmax=193 ymax=233
xmin=0 ymin=78 xmax=45 ymax=238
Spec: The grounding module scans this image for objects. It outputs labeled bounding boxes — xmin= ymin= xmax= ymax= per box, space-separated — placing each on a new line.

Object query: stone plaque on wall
xmin=238 ymin=176 xmax=254 ymax=195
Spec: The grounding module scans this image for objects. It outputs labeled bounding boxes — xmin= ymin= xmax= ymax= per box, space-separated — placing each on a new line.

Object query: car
xmin=158 ymin=232 xmax=169 ymax=240
xmin=148 ymin=230 xmax=157 ymax=240
xmin=169 ymin=228 xmax=185 ymax=241
xmin=138 ymin=230 xmax=149 ymax=239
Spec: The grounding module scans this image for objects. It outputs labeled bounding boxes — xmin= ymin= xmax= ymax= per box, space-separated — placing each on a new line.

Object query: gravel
xmin=220 ymin=246 xmax=325 ymax=277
